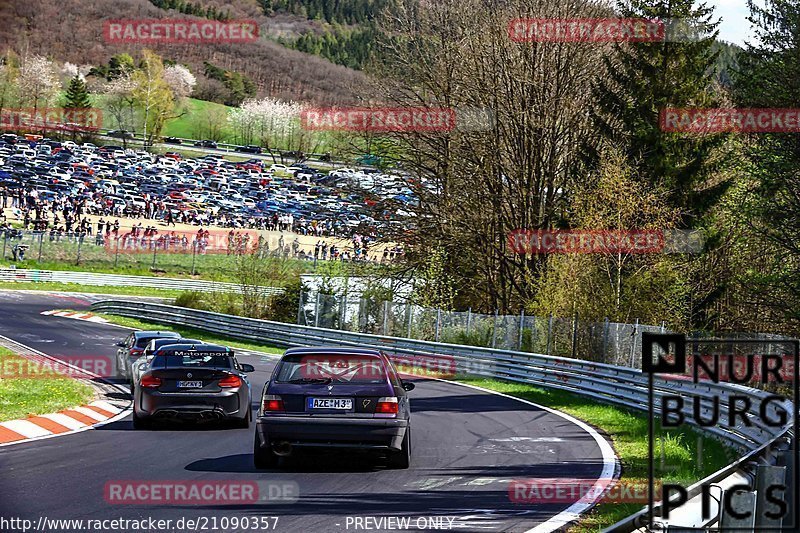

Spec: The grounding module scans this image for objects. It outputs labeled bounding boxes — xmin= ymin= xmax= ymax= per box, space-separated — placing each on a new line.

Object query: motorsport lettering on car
xmin=130 ymin=342 xmax=255 ymax=429
xmin=254 ymin=347 xmax=415 ymax=469
xmin=643 ymin=334 xmax=799 ymax=529
xmin=128 ymin=337 xmax=203 ymax=394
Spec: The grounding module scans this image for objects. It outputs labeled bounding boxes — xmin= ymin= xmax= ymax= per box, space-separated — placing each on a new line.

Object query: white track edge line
xmin=430 ymin=379 xmax=620 ymax=533
xmin=0 ymin=333 xmax=133 ymax=448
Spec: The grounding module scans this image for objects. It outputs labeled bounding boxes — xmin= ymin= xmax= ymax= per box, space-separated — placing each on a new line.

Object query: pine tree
xmin=64 ymin=75 xmax=90 ymax=109
xmin=590 ymin=0 xmax=728 ymax=227
xmin=733 ymin=0 xmax=800 ymax=321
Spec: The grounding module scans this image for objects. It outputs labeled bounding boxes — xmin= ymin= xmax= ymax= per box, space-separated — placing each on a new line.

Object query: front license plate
xmin=177 ymin=380 xmax=203 ymax=388
xmin=307 ymin=397 xmax=353 ymax=410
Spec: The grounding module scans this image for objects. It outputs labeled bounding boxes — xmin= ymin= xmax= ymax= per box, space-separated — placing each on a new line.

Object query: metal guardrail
xmin=0 ymin=268 xmax=283 ymax=296
xmin=89 ymin=300 xmax=795 ymax=531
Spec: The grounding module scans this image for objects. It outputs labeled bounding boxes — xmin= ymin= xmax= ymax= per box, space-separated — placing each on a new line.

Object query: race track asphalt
xmin=0 ymin=290 xmax=616 ymax=533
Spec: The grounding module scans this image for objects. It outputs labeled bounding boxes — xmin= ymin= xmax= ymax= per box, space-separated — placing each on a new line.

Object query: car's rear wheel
xmin=235 ymin=408 xmax=251 ymax=429
xmin=253 ymin=432 xmax=278 ymax=469
xmin=132 ymin=410 xmax=150 ymax=430
xmin=388 ymin=428 xmax=411 ymax=469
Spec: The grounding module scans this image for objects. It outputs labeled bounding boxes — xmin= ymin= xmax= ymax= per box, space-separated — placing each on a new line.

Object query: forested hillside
xmin=0 ymin=0 xmax=368 ymax=104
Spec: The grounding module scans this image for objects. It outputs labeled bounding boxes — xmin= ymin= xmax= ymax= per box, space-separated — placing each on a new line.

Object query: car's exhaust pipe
xmin=272 ymin=441 xmax=292 ymax=456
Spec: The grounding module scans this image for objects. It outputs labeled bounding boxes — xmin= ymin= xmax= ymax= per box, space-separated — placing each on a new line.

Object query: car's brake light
xmin=130 ymin=348 xmax=143 ymax=355
xmin=218 ymin=374 xmax=242 ymax=388
xmin=375 ymin=397 xmax=399 ymax=415
xmin=140 ymin=373 xmax=161 ymax=388
xmin=262 ymin=395 xmax=284 ymax=412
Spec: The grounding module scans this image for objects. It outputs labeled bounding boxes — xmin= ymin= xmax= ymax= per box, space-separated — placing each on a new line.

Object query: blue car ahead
xmin=254 ymin=347 xmax=414 ymax=469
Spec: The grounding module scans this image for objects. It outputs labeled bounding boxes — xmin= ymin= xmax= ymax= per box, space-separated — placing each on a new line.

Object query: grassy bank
xmin=0 ymin=348 xmax=95 ymax=422
xmin=95 ymin=313 xmax=285 ymax=356
xmin=0 ymin=281 xmax=181 ymax=298
xmin=457 ymin=378 xmax=734 ymax=531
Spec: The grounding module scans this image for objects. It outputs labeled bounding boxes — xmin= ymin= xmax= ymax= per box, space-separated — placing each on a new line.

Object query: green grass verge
xmin=458 ymin=378 xmax=735 ymax=531
xmin=1 ymin=253 xmax=325 ymax=283
xmin=0 ymin=348 xmax=95 ymax=422
xmin=95 ymin=313 xmax=285 ymax=356
xmin=161 ymin=98 xmax=233 ymax=140
xmin=1 ymin=252 xmax=250 ymax=282
xmin=0 ymin=281 xmax=182 ymax=298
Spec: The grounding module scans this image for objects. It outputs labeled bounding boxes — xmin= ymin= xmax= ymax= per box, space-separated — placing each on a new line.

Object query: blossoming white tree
xmin=163 ymin=64 xmax=196 ymax=100
xmin=228 ymin=97 xmax=319 ymax=160
xmin=18 ymin=55 xmax=59 ymax=112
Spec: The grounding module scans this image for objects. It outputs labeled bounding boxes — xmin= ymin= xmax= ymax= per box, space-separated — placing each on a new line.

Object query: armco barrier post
xmin=719 ymin=489 xmax=756 ymax=531
xmin=777 ymin=449 xmax=796 ymax=529
xmin=755 ymin=465 xmax=786 ymax=530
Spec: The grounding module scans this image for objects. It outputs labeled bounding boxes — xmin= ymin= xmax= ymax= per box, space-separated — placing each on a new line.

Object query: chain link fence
xmin=297 ymin=290 xmax=668 ymax=368
xmin=0 ymin=229 xmax=313 ymax=281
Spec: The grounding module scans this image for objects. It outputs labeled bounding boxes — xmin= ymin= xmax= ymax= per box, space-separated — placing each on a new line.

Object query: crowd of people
xmin=0 ymin=136 xmax=412 ymax=264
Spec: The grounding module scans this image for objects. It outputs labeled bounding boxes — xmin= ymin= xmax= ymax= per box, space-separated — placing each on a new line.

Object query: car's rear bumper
xmin=256 ymin=416 xmax=408 ymax=451
xmin=138 ymin=389 xmax=247 ymax=421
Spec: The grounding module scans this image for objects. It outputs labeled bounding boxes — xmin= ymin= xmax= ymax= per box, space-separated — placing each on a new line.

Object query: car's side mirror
xmin=402 ymin=381 xmax=415 ymax=392
xmin=240 ymin=363 xmax=255 ymax=373
xmin=115 ymin=342 xmax=125 ymax=347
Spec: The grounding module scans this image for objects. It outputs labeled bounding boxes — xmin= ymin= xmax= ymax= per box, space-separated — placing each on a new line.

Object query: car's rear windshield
xmin=276 ymin=353 xmax=387 ymax=384
xmin=136 ymin=336 xmax=177 ymax=348
xmin=151 ymin=351 xmax=233 ymax=369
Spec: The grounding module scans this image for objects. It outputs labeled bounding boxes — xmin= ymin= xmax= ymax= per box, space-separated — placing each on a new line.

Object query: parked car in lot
xmin=132 ymin=343 xmax=254 ymax=429
xmin=254 ymin=347 xmax=414 ymax=469
xmin=115 ymin=330 xmax=182 ymax=378
xmin=0 ymin=134 xmax=415 ymax=248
